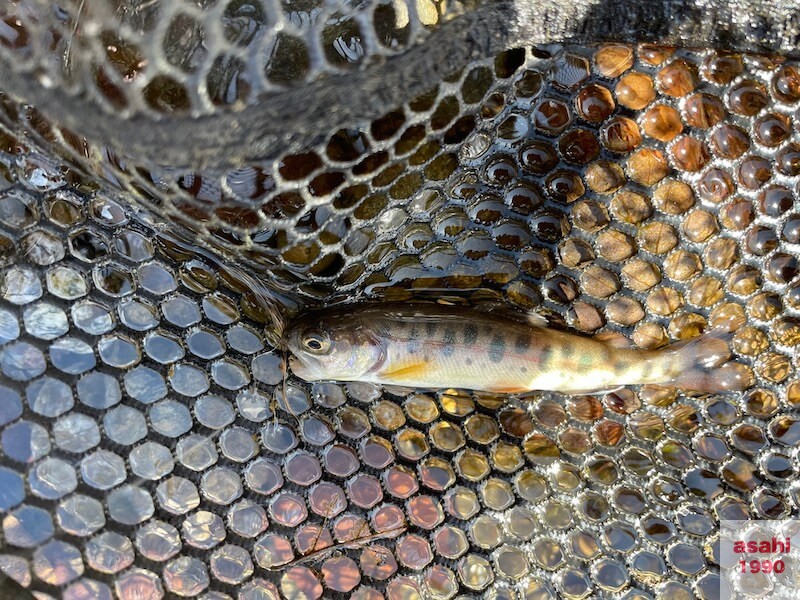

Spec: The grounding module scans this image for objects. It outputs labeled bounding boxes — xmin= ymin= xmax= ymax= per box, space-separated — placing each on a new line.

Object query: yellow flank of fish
xmin=286 ymin=303 xmax=753 ymax=394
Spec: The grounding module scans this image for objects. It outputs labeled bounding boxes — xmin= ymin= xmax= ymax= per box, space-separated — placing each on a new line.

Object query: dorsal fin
xmin=523 ymin=311 xmax=549 ymax=328
xmin=594 ymin=331 xmax=633 ymax=349
xmin=472 ymin=301 xmax=549 ymax=328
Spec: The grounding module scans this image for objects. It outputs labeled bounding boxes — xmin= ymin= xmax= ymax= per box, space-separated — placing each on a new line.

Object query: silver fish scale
xmin=0 ymin=2 xmax=798 ymax=600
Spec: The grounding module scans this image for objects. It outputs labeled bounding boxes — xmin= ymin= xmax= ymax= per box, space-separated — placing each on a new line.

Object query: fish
xmin=286 ymin=303 xmax=753 ymax=394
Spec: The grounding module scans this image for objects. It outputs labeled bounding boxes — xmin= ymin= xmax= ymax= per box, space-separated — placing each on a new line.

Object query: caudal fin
xmin=668 ymin=330 xmax=754 ymax=393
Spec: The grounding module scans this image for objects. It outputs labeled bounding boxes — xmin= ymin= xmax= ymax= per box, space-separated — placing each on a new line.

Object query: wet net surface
xmin=0 ymin=3 xmax=799 ymax=600
xmin=1 ymin=0 xmax=476 ymax=112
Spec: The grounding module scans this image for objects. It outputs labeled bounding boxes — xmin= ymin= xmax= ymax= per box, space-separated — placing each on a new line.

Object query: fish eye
xmin=302 ymin=332 xmax=330 ymax=353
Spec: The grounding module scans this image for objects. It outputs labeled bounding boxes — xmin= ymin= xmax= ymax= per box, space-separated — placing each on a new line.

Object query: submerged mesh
xmin=0 ymin=1 xmax=798 ymax=599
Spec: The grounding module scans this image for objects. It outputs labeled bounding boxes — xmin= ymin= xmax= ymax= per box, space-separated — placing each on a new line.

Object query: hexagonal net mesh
xmin=2 ymin=0 xmax=799 ymax=166
xmin=2 ymin=0 xmax=479 ymax=110
xmin=0 ymin=1 xmax=798 ymax=600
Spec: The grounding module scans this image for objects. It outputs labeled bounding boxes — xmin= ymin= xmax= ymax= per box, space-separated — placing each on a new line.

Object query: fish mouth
xmin=288 ymin=355 xmax=315 ymax=381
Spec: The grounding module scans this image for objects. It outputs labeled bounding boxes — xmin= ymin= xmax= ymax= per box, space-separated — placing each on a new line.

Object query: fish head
xmin=286 ymin=312 xmax=384 ymax=382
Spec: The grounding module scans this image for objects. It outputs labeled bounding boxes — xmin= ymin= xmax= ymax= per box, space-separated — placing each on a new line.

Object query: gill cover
xmin=287 ymin=312 xmax=385 ymax=382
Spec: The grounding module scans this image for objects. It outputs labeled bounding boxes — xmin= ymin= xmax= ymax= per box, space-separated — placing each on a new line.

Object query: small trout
xmin=287 ymin=304 xmax=752 ymax=394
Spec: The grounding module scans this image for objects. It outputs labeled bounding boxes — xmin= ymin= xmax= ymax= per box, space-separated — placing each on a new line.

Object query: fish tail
xmin=666 ymin=330 xmax=753 ymax=393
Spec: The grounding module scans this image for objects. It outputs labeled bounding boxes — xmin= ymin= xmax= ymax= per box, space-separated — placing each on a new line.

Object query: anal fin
xmin=557 ymin=385 xmax=625 ymax=395
xmin=489 ymin=385 xmax=530 ymax=394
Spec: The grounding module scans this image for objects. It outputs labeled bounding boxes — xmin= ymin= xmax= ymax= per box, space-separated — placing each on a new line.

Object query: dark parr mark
xmin=464 ymin=324 xmax=478 ymax=345
xmin=489 ymin=333 xmax=506 ymax=363
xmin=515 ymin=333 xmax=531 ymax=353
xmin=540 ymin=344 xmax=553 ymax=364
xmin=443 ymin=327 xmax=456 ymax=358
xmin=425 ymin=321 xmax=437 ymax=336
xmin=407 ymin=324 xmax=421 ymax=353
xmin=466 ymin=358 xmax=473 ymax=366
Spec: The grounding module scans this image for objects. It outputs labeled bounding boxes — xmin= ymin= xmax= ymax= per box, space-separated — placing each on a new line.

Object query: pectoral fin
xmin=380 ymin=361 xmax=430 ymax=382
